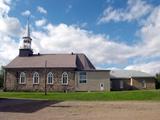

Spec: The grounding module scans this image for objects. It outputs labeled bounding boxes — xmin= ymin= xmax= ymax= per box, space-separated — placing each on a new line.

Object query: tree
xmin=155 ymin=73 xmax=160 ymax=89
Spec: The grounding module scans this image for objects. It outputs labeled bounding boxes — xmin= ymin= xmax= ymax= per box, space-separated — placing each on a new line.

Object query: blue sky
xmin=0 ymin=0 xmax=160 ymax=74
xmin=11 ymin=0 xmax=140 ymax=43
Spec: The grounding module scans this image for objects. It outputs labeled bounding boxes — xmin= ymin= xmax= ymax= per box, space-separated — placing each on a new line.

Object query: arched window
xmin=19 ymin=72 xmax=26 ymax=84
xmin=33 ymin=72 xmax=39 ymax=84
xmin=61 ymin=72 xmax=68 ymax=85
xmin=47 ymin=72 xmax=53 ymax=84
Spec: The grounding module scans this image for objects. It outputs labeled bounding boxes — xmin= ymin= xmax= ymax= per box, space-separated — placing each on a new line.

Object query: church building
xmin=3 ymin=20 xmax=156 ymax=92
xmin=3 ymin=21 xmax=110 ymax=92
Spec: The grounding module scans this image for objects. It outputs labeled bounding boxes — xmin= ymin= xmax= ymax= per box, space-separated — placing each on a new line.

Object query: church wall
xmin=75 ymin=71 xmax=110 ymax=91
xmin=5 ymin=68 xmax=76 ymax=92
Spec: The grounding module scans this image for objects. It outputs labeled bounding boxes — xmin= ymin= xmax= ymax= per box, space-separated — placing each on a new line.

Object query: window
xmin=120 ymin=80 xmax=124 ymax=89
xmin=47 ymin=72 xmax=53 ymax=84
xmin=142 ymin=80 xmax=146 ymax=88
xmin=79 ymin=72 xmax=87 ymax=83
xmin=33 ymin=72 xmax=39 ymax=84
xmin=19 ymin=72 xmax=26 ymax=84
xmin=61 ymin=72 xmax=68 ymax=85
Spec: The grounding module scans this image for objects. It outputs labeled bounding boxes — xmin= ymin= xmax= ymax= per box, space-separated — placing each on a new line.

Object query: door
xmin=100 ymin=83 xmax=104 ymax=91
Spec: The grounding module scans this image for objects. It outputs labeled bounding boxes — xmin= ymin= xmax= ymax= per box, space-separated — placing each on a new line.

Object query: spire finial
xmin=27 ymin=16 xmax=30 ymax=37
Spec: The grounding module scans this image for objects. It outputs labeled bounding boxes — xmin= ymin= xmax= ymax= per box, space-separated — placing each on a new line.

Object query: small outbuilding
xmin=110 ymin=70 xmax=155 ymax=91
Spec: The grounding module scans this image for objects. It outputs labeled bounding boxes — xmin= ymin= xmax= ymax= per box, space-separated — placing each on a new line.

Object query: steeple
xmin=19 ymin=17 xmax=33 ymax=57
xmin=22 ymin=17 xmax=32 ymax=49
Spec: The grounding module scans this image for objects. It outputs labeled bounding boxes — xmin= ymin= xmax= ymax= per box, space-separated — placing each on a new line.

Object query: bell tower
xmin=19 ymin=18 xmax=33 ymax=57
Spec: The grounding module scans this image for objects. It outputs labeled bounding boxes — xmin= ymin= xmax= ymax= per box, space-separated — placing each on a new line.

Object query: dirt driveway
xmin=0 ymin=98 xmax=160 ymax=120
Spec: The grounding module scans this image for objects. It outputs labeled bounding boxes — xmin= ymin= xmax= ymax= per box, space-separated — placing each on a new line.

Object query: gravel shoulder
xmin=0 ymin=99 xmax=160 ymax=120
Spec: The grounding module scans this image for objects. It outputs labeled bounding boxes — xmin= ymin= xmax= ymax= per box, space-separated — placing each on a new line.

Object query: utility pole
xmin=2 ymin=66 xmax=6 ymax=92
xmin=44 ymin=60 xmax=47 ymax=95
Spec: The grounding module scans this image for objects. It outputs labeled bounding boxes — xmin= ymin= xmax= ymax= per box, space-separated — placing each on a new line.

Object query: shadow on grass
xmin=0 ymin=98 xmax=63 ymax=113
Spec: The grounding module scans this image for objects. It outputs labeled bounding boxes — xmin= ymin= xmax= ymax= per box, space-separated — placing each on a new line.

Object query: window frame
xmin=19 ymin=72 xmax=26 ymax=84
xmin=79 ymin=71 xmax=87 ymax=83
xmin=33 ymin=72 xmax=39 ymax=84
xmin=47 ymin=72 xmax=54 ymax=84
xmin=61 ymin=72 xmax=68 ymax=85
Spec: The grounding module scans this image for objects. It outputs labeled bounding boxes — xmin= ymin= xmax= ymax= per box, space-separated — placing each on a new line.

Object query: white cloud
xmin=37 ymin=6 xmax=47 ymax=14
xmin=135 ymin=6 xmax=160 ymax=57
xmin=35 ymin=18 xmax=47 ymax=27
xmin=31 ymin=23 xmax=136 ymax=65
xmin=0 ymin=0 xmax=21 ymax=37
xmin=0 ymin=0 xmax=11 ymax=17
xmin=0 ymin=0 xmax=20 ymax=66
xmin=125 ymin=61 xmax=160 ymax=75
xmin=98 ymin=0 xmax=152 ymax=23
xmin=21 ymin=10 xmax=31 ymax=16
xmin=0 ymin=35 xmax=18 ymax=65
xmin=123 ymin=5 xmax=160 ymax=74
xmin=0 ymin=17 xmax=21 ymax=36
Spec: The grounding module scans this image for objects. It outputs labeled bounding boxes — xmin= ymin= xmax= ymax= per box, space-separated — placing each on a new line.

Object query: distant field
xmin=0 ymin=90 xmax=160 ymax=101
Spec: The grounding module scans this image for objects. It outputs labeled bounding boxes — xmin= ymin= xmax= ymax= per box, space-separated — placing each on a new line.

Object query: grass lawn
xmin=0 ymin=90 xmax=160 ymax=101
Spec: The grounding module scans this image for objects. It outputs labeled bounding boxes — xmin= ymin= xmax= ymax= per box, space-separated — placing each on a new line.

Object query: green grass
xmin=0 ymin=90 xmax=160 ymax=101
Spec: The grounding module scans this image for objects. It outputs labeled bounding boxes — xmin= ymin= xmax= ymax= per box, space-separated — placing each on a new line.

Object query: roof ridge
xmin=32 ymin=53 xmax=85 ymax=55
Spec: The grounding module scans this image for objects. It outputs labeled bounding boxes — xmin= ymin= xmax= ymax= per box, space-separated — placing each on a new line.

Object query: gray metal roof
xmin=110 ymin=70 xmax=154 ymax=78
xmin=4 ymin=53 xmax=95 ymax=70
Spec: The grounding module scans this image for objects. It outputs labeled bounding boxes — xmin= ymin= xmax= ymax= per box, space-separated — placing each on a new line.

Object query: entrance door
xmin=100 ymin=83 xmax=104 ymax=91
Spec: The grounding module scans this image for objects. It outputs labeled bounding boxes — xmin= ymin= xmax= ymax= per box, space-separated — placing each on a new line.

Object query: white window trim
xmin=19 ymin=72 xmax=26 ymax=84
xmin=61 ymin=72 xmax=68 ymax=85
xmin=79 ymin=71 xmax=87 ymax=83
xmin=120 ymin=80 xmax=124 ymax=89
xmin=47 ymin=72 xmax=54 ymax=84
xmin=33 ymin=72 xmax=39 ymax=84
